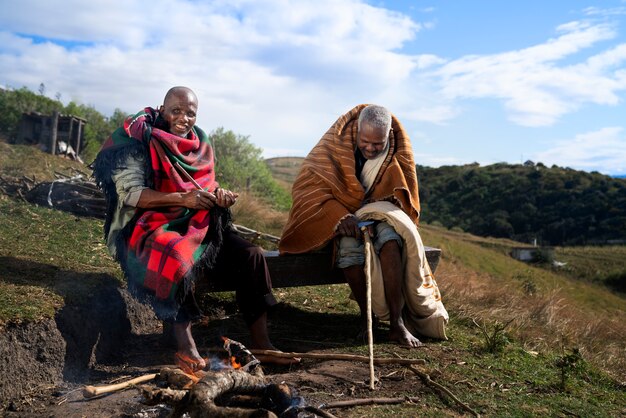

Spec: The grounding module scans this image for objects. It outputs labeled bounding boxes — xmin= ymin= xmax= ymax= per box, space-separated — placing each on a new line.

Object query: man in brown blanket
xmin=279 ymin=104 xmax=426 ymax=347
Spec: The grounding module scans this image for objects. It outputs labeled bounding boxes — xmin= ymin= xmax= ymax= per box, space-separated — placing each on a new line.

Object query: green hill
xmin=264 ymin=156 xmax=304 ymax=192
xmin=417 ymin=162 xmax=626 ymax=246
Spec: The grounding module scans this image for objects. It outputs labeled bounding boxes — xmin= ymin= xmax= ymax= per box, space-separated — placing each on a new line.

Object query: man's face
xmin=159 ymin=91 xmax=198 ymax=138
xmin=357 ymin=122 xmax=389 ymax=160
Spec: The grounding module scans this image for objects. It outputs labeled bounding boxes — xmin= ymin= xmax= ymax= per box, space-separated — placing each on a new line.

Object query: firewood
xmin=187 ymin=369 xmax=276 ymax=418
xmin=250 ymin=349 xmax=426 ymax=366
xmin=141 ymin=385 xmax=188 ymax=406
xmin=159 ymin=367 xmax=200 ymax=389
xmin=82 ymin=373 xmax=158 ymax=398
xmin=321 ymin=396 xmax=421 ymax=409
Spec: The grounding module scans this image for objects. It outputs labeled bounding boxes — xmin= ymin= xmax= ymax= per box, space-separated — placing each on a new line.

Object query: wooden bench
xmin=207 ymin=247 xmax=442 ymax=291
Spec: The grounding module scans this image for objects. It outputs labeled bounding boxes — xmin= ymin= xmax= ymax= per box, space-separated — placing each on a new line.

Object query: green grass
xmin=0 ymin=195 xmax=121 ymax=325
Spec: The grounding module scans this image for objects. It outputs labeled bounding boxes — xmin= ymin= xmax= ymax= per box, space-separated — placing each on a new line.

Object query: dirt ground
xmin=2 ymin=294 xmax=453 ymax=418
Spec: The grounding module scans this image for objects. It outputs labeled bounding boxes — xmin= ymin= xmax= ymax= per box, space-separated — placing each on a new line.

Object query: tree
xmin=109 ymin=108 xmax=129 ymax=130
xmin=211 ymin=127 xmax=291 ymax=210
xmin=0 ymin=86 xmax=63 ymax=138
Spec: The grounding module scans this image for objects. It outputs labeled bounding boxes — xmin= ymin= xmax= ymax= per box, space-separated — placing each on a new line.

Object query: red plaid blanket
xmin=94 ymin=108 xmax=226 ymax=318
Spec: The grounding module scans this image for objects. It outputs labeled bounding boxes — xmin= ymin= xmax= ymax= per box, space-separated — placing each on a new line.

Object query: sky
xmin=1 ymin=0 xmax=626 ymax=175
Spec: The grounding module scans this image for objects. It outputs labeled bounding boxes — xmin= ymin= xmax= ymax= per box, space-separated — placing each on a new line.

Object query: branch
xmin=250 ymin=349 xmax=426 ymax=366
xmin=408 ymin=365 xmax=480 ymax=417
xmin=232 ymin=224 xmax=280 ymax=243
xmin=321 ymin=396 xmax=421 ymax=409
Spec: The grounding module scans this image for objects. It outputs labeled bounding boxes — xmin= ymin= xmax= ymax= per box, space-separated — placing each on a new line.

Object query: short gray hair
xmin=358 ymin=105 xmax=392 ymax=136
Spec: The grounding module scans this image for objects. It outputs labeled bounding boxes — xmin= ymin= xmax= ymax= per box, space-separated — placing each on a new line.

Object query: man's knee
xmin=373 ymin=222 xmax=402 ymax=253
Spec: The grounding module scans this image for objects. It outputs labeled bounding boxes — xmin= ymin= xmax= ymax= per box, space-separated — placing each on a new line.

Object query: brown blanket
xmin=279 ymin=104 xmax=420 ymax=255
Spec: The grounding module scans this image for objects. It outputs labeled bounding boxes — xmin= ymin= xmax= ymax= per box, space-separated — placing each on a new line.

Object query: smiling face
xmin=356 ymin=122 xmax=389 ymax=160
xmin=159 ymin=89 xmax=198 ymax=138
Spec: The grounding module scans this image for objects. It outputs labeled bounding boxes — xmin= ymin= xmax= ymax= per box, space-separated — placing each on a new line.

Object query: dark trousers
xmin=175 ymin=230 xmax=277 ymax=326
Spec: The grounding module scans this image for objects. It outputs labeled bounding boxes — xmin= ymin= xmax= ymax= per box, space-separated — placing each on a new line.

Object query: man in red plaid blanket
xmin=94 ymin=86 xmax=295 ymax=370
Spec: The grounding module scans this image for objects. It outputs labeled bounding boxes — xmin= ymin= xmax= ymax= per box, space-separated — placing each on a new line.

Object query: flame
xmin=221 ymin=335 xmax=244 ymax=369
xmin=230 ymin=356 xmax=242 ymax=369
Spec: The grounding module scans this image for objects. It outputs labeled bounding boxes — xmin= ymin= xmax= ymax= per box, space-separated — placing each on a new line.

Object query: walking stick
xmin=361 ymin=224 xmax=376 ymax=390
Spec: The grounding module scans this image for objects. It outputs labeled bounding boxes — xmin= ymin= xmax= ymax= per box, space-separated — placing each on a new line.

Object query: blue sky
xmin=1 ymin=1 xmax=626 ymax=174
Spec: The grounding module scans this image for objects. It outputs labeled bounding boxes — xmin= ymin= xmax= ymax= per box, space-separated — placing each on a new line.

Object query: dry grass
xmin=230 ymin=192 xmax=288 ymax=243
xmin=435 ymin=247 xmax=626 ymax=383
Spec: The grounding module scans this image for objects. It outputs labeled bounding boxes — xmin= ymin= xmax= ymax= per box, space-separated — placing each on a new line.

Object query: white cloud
xmin=432 ymin=20 xmax=626 ymax=126
xmin=533 ymin=127 xmax=626 ymax=174
xmin=583 ymin=6 xmax=626 ymax=17
xmin=0 ymin=0 xmax=431 ymax=152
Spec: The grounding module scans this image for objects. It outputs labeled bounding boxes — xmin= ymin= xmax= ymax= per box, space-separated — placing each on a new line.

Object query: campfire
xmin=84 ymin=337 xmax=320 ymax=418
xmin=81 ymin=338 xmax=477 ymax=417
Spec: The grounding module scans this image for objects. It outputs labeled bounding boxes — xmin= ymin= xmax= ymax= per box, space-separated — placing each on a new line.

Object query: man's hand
xmin=337 ymin=214 xmax=361 ymax=237
xmin=214 ymin=188 xmax=239 ymax=208
xmin=182 ymin=190 xmax=216 ymax=209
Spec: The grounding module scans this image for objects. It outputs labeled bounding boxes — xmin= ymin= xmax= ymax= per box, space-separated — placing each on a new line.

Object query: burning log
xmin=160 ymin=366 xmax=202 ymax=388
xmin=140 ymin=338 xmax=318 ymax=417
xmin=141 ymin=385 xmax=188 ymax=405
xmin=187 ymin=368 xmax=273 ymax=417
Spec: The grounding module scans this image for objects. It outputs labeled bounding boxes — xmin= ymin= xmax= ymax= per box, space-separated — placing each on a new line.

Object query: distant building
xmin=14 ymin=111 xmax=86 ymax=161
xmin=510 ymin=247 xmax=554 ymax=263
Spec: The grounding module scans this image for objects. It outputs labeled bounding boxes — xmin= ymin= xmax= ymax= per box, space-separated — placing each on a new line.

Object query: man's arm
xmin=135 ymin=188 xmax=216 ymax=210
xmin=135 ymin=187 xmax=239 ymax=210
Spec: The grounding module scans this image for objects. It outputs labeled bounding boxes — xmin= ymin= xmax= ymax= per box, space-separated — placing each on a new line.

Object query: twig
xmin=232 ymin=223 xmax=280 ymax=243
xmin=408 ymin=365 xmax=480 ymax=417
xmin=321 ymin=396 xmax=421 ymax=409
xmin=250 ymin=349 xmax=425 ymax=366
xmin=16 ymin=189 xmax=28 ymax=203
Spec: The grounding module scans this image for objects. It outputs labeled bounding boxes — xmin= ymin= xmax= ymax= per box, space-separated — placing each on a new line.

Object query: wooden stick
xmin=362 ymin=226 xmax=376 ymax=390
xmin=174 ymin=161 xmax=203 ymax=190
xmin=408 ymin=365 xmax=480 ymax=417
xmin=249 ymin=350 xmax=425 ymax=366
xmin=321 ymin=396 xmax=421 ymax=409
xmin=82 ymin=373 xmax=158 ymax=398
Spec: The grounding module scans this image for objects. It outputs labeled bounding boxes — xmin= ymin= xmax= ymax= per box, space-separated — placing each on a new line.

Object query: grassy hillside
xmin=264 ymin=156 xmax=304 ymax=192
xmin=1 ymin=146 xmax=625 ymax=416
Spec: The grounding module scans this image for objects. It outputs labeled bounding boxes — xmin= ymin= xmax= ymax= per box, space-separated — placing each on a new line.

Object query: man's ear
xmin=158 ymin=105 xmax=164 ymax=113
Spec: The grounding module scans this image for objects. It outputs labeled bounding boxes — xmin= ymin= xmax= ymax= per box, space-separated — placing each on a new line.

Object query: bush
xmin=211 ymin=127 xmax=291 ymax=210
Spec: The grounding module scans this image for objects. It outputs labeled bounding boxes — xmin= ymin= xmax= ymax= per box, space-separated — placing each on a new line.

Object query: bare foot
xmin=173 ymin=321 xmax=206 ymax=373
xmin=389 ymin=319 xmax=422 ymax=348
